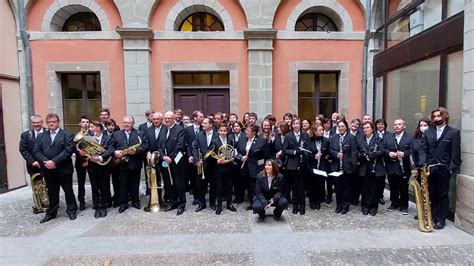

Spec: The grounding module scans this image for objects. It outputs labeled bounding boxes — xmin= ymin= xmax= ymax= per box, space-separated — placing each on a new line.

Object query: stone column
xmin=244 ymin=29 xmax=276 ymax=119
xmin=116 ymin=28 xmax=153 ymax=125
xmin=455 ymin=0 xmax=474 ymax=235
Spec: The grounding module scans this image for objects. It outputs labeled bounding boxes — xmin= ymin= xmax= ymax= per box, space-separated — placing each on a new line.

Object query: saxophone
xmin=409 ymin=165 xmax=433 ymax=232
xmin=114 ymin=136 xmax=142 ymax=164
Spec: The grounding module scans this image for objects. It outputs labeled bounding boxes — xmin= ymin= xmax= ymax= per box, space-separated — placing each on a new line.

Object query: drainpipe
xmin=18 ymin=0 xmax=34 ymax=130
xmin=361 ymin=0 xmax=372 ymax=115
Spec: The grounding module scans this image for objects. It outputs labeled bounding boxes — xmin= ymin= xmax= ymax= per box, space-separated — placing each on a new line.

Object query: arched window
xmin=179 ymin=12 xmax=224 ymax=32
xmin=295 ymin=13 xmax=338 ymax=32
xmin=62 ymin=12 xmax=101 ymax=32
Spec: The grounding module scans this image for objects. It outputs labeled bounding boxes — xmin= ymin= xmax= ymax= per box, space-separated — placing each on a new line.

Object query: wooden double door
xmin=174 ymin=89 xmax=230 ymax=116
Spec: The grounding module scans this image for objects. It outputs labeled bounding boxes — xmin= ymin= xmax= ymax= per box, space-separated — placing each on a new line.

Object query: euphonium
xmin=144 ymin=153 xmax=164 ymax=212
xmin=74 ymin=129 xmax=111 ymax=166
xmin=409 ymin=165 xmax=433 ymax=232
xmin=114 ymin=136 xmax=142 ymax=164
xmin=31 ymin=173 xmax=49 ymax=213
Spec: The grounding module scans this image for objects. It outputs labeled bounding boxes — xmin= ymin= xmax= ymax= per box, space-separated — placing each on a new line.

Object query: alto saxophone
xmin=409 ymin=164 xmax=437 ymax=232
xmin=114 ymin=136 xmax=142 ymax=164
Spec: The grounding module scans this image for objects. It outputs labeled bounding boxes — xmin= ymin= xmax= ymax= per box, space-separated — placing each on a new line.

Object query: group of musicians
xmin=19 ymin=106 xmax=461 ymax=229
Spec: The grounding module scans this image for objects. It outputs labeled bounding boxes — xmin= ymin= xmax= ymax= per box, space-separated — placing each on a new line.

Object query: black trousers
xmin=161 ymin=161 xmax=187 ymax=208
xmin=215 ymin=164 xmax=233 ymax=205
xmin=334 ymin=173 xmax=351 ymax=208
xmin=326 ymin=177 xmax=334 ymax=202
xmin=288 ymin=169 xmax=305 ymax=207
xmin=110 ymin=166 xmax=120 ymax=204
xmin=232 ymin=165 xmax=245 ymax=202
xmin=241 ymin=168 xmax=257 ymax=203
xmin=195 ymin=162 xmax=216 ymax=206
xmin=388 ymin=174 xmax=409 ymax=209
xmin=142 ymin=156 xmax=149 ymax=191
xmin=88 ymin=165 xmax=111 ymax=209
xmin=186 ymin=162 xmax=197 ymax=198
xmin=75 ymin=161 xmax=87 ymax=204
xmin=118 ymin=167 xmax=141 ymax=206
xmin=308 ymin=173 xmax=326 ymax=204
xmin=361 ymin=171 xmax=383 ymax=210
xmin=253 ymin=196 xmax=288 ymax=218
xmin=44 ymin=170 xmax=77 ymax=216
xmin=429 ymin=166 xmax=451 ymax=222
xmin=350 ymin=172 xmax=362 ymax=202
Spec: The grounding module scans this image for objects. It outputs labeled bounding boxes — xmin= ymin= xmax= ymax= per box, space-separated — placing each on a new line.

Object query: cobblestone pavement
xmin=1 ymin=185 xmax=473 ymax=265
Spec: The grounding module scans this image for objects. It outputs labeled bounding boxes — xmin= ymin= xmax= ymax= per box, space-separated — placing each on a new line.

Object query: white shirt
xmin=147 ymin=122 xmax=152 ymax=128
xmin=378 ymin=130 xmax=385 ymax=139
xmin=95 ymin=133 xmax=103 ymax=144
xmin=267 ymin=176 xmax=273 ymax=189
xmin=436 ymin=125 xmax=446 ymax=140
xmin=154 ymin=126 xmax=162 ymax=139
xmin=34 ymin=128 xmax=43 ymax=138
xmin=194 ymin=124 xmax=200 ymax=135
xmin=125 ymin=130 xmax=131 ymax=142
xmin=206 ymin=130 xmax=213 ymax=147
xmin=50 ymin=130 xmax=57 ymax=142
xmin=323 ymin=131 xmax=330 ymax=139
xmin=366 ymin=134 xmax=373 ymax=145
xmin=167 ymin=125 xmax=175 ymax=139
xmin=220 ymin=136 xmax=227 ymax=146
xmin=234 ymin=133 xmax=241 ymax=142
xmin=246 ymin=137 xmax=255 ymax=154
xmin=395 ymin=131 xmax=404 ymax=145
xmin=294 ymin=131 xmax=301 ymax=143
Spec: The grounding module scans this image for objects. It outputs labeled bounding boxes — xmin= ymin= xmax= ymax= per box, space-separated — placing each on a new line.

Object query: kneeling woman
xmin=252 ymin=160 xmax=288 ymax=221
xmin=82 ymin=120 xmax=115 ymax=218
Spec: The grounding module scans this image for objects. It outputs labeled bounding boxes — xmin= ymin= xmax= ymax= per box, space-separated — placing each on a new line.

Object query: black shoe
xmin=414 ymin=214 xmax=419 ymax=220
xmin=119 ymin=205 xmax=128 ymax=213
xmin=79 ymin=202 xmax=86 ymax=210
xmin=258 ymin=211 xmax=265 ymax=220
xmin=352 ymin=200 xmax=359 ymax=206
xmin=274 ymin=216 xmax=281 ymax=221
xmin=132 ymin=202 xmax=141 ymax=209
xmin=335 ymin=206 xmax=342 ymax=214
xmin=341 ymin=207 xmax=349 ymax=215
xmin=400 ymin=207 xmax=408 ymax=215
xmin=112 ymin=201 xmax=120 ymax=208
xmin=292 ymin=206 xmax=298 ymax=214
xmin=386 ymin=205 xmax=398 ymax=212
xmin=325 ymin=198 xmax=332 ymax=204
xmin=226 ymin=204 xmax=237 ymax=212
xmin=434 ymin=220 xmax=446 ymax=230
xmin=176 ymin=207 xmax=185 ymax=216
xmin=210 ymin=204 xmax=216 ymax=211
xmin=369 ymin=208 xmax=377 ymax=216
xmin=379 ymin=198 xmax=385 ymax=205
xmin=299 ymin=206 xmax=305 ymax=215
xmin=100 ymin=208 xmax=107 ymax=218
xmin=362 ymin=208 xmax=369 ymax=215
xmin=40 ymin=214 xmax=56 ymax=224
xmin=165 ymin=204 xmax=178 ymax=212
xmin=314 ymin=203 xmax=321 ymax=210
xmin=33 ymin=207 xmax=44 ymax=214
xmin=94 ymin=209 xmax=101 ymax=218
xmin=310 ymin=203 xmax=316 ymax=210
xmin=195 ymin=205 xmax=206 ymax=212
xmin=192 ymin=199 xmax=198 ymax=206
xmin=216 ymin=206 xmax=222 ymax=215
xmin=68 ymin=212 xmax=77 ymax=220
xmin=245 ymin=205 xmax=253 ymax=211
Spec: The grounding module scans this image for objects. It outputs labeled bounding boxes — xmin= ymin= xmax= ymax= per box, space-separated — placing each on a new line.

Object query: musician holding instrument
xmin=356 ymin=121 xmax=386 ymax=216
xmin=75 ymin=116 xmax=91 ymax=210
xmin=305 ymin=124 xmax=330 ymax=210
xmin=81 ymin=121 xmax=115 ymax=218
xmin=385 ymin=119 xmax=412 ymax=215
xmin=191 ymin=117 xmax=218 ymax=212
xmin=420 ymin=107 xmax=461 ymax=230
xmin=33 ymin=113 xmax=77 ymax=223
xmin=184 ymin=110 xmax=204 ymax=206
xmin=229 ymin=121 xmax=245 ymax=204
xmin=113 ymin=116 xmax=149 ymax=213
xmin=158 ymin=111 xmax=187 ymax=216
xmin=145 ymin=112 xmax=167 ymax=201
xmin=329 ymin=120 xmax=358 ymax=215
xmin=19 ymin=115 xmax=48 ymax=213
xmin=104 ymin=119 xmax=121 ymax=207
xmin=211 ymin=124 xmax=237 ymax=215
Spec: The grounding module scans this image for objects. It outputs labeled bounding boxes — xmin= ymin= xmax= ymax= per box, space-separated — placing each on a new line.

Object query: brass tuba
xmin=31 ymin=173 xmax=49 ymax=213
xmin=409 ymin=165 xmax=433 ymax=232
xmin=74 ymin=129 xmax=111 ymax=166
xmin=144 ymin=153 xmax=165 ymax=212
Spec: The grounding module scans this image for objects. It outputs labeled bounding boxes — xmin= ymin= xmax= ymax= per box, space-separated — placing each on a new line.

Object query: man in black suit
xmin=74 ymin=116 xmax=91 ymax=210
xmin=192 ymin=117 xmax=218 ymax=212
xmin=145 ymin=112 xmax=167 ymax=201
xmin=19 ymin=115 xmax=47 ymax=213
xmin=99 ymin=108 xmax=111 ymax=131
xmin=385 ymin=119 xmax=412 ymax=214
xmin=104 ymin=118 xmax=121 ymax=207
xmin=349 ymin=118 xmax=362 ymax=205
xmin=138 ymin=110 xmax=154 ymax=195
xmin=33 ymin=113 xmax=77 ymax=223
xmin=235 ymin=125 xmax=270 ymax=210
xmin=159 ymin=111 xmax=187 ymax=216
xmin=185 ymin=110 xmax=204 ymax=206
xmin=375 ymin=118 xmax=391 ymax=205
xmin=420 ymin=107 xmax=461 ymax=230
xmin=113 ymin=116 xmax=149 ymax=213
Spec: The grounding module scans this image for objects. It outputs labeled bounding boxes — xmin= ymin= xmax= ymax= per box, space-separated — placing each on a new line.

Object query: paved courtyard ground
xmin=1 ymin=185 xmax=473 ymax=265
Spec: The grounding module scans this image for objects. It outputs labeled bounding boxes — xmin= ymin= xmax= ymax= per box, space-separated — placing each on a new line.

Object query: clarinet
xmin=371 ymin=141 xmax=378 ymax=174
xmin=339 ymin=136 xmax=343 ymax=172
xmin=316 ymin=140 xmax=321 ymax=170
xmin=396 ymin=140 xmax=404 ymax=173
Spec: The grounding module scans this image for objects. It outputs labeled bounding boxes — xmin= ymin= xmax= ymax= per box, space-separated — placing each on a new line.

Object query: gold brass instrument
xmin=409 ymin=165 xmax=434 ymax=232
xmin=31 ymin=173 xmax=49 ymax=213
xmin=207 ymin=144 xmax=235 ymax=161
xmin=74 ymin=129 xmax=111 ymax=166
xmin=144 ymin=153 xmax=165 ymax=212
xmin=114 ymin=136 xmax=142 ymax=164
xmin=198 ymin=148 xmax=206 ymax=180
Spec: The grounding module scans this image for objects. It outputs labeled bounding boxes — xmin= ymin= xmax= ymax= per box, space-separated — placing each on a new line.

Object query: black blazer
xmin=305 ymin=136 xmax=330 ymax=172
xmin=254 ymin=173 xmax=286 ymax=203
xmin=87 ymin=134 xmax=116 ymax=168
xmin=145 ymin=125 xmax=168 ymax=153
xmin=329 ymin=133 xmax=358 ymax=174
xmin=410 ymin=137 xmax=423 ymax=168
xmin=33 ymin=128 xmax=75 ymax=175
xmin=19 ymin=128 xmax=47 ymax=174
xmin=356 ymin=135 xmax=386 ymax=177
xmin=211 ymin=136 xmax=236 ymax=168
xmin=282 ymin=131 xmax=309 ymax=171
xmin=192 ymin=130 xmax=218 ymax=168
xmin=158 ymin=124 xmax=186 ymax=166
xmin=185 ymin=124 xmax=201 ymax=159
xmin=138 ymin=122 xmax=150 ymax=134
xmin=420 ymin=125 xmax=461 ymax=171
xmin=235 ymin=135 xmax=270 ymax=178
xmin=385 ymin=132 xmax=413 ymax=177
xmin=112 ymin=128 xmax=148 ymax=170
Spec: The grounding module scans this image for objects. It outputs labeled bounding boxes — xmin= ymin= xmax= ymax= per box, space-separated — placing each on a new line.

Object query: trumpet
xmin=198 ymin=148 xmax=206 ymax=180
xmin=74 ymin=129 xmax=111 ymax=166
xmin=114 ymin=136 xmax=142 ymax=164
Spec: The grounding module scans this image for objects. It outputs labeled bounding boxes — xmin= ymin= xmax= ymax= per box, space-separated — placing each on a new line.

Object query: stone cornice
xmin=243 ymin=28 xmax=277 ymax=40
xmin=115 ymin=27 xmax=154 ymax=39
